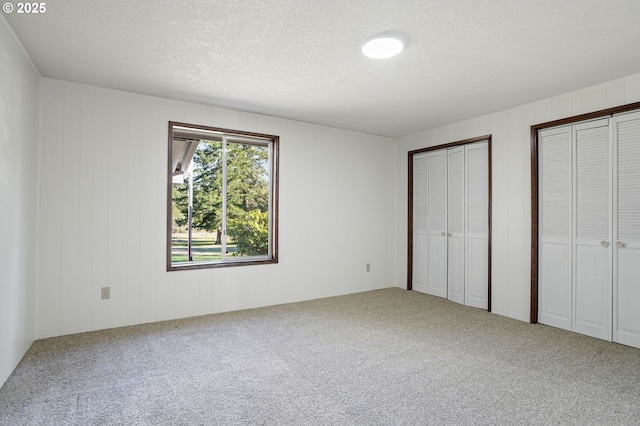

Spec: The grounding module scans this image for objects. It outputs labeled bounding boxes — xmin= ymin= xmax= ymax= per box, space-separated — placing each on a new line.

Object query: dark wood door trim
xmin=407 ymin=134 xmax=493 ymax=312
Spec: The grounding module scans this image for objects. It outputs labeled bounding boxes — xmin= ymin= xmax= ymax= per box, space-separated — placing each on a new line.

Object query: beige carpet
xmin=1 ymin=288 xmax=640 ymax=425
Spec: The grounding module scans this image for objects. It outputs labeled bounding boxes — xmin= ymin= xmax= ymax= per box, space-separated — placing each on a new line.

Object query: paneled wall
xmin=396 ymin=72 xmax=640 ymax=322
xmin=25 ymin=56 xmax=640 ymax=344
xmin=37 ymin=78 xmax=396 ymax=339
xmin=0 ymin=18 xmax=39 ymax=386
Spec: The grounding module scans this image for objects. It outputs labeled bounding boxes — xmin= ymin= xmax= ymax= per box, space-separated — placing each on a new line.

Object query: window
xmin=167 ymin=122 xmax=278 ymax=270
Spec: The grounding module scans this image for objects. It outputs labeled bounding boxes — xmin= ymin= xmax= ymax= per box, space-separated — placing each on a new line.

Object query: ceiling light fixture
xmin=361 ymin=33 xmax=405 ymax=59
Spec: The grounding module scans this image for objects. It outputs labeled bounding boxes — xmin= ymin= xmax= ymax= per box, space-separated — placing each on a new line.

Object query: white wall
xmin=36 ymin=78 xmax=397 ymax=339
xmin=0 ymin=18 xmax=39 ymax=386
xmin=12 ymin=30 xmax=640 ymax=367
xmin=396 ymin=72 xmax=640 ymax=322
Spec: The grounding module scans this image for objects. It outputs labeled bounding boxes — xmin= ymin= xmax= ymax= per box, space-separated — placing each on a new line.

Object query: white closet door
xmin=427 ymin=150 xmax=448 ymax=298
xmin=447 ymin=147 xmax=465 ymax=304
xmin=412 ymin=154 xmax=429 ymax=294
xmin=465 ymin=142 xmax=489 ymax=309
xmin=573 ymin=118 xmax=612 ymax=341
xmin=538 ymin=126 xmax=573 ymax=330
xmin=613 ymin=111 xmax=640 ymax=349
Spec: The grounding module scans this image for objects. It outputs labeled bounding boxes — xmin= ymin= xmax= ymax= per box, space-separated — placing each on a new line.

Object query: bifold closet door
xmin=412 ymin=154 xmax=429 ymax=294
xmin=538 ymin=119 xmax=612 ymax=340
xmin=538 ymin=126 xmax=573 ymax=330
xmin=465 ymin=142 xmax=489 ymax=309
xmin=613 ymin=111 xmax=640 ymax=348
xmin=447 ymin=147 xmax=465 ymax=304
xmin=539 ymin=112 xmax=640 ymax=349
xmin=427 ymin=151 xmax=448 ymax=298
xmin=412 ymin=142 xmax=489 ymax=306
xmin=573 ymin=118 xmax=612 ymax=341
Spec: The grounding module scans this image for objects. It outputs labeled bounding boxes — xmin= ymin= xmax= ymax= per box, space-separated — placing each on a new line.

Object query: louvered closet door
xmin=427 ymin=150 xmax=448 ymax=298
xmin=412 ymin=153 xmax=429 ymax=294
xmin=447 ymin=147 xmax=465 ymax=304
xmin=613 ymin=111 xmax=640 ymax=349
xmin=538 ymin=126 xmax=573 ymax=330
xmin=465 ymin=142 xmax=489 ymax=309
xmin=573 ymin=118 xmax=612 ymax=341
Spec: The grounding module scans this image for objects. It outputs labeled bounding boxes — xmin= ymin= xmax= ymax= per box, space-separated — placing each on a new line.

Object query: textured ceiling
xmin=6 ymin=0 xmax=640 ymax=138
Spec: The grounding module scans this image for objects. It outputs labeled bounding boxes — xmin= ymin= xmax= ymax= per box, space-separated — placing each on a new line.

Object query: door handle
xmin=601 ymin=241 xmax=610 ymax=248
xmin=448 ymin=233 xmax=452 ymax=237
xmin=441 ymin=232 xmax=446 ymax=237
xmin=617 ymin=241 xmax=626 ymax=248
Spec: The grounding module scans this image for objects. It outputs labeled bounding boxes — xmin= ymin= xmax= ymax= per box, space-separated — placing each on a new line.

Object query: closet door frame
xmin=407 ymin=134 xmax=493 ymax=311
xmin=530 ymin=101 xmax=640 ymax=323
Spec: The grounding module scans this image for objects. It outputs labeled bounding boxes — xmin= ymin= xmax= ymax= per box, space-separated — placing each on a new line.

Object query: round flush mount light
xmin=361 ymin=33 xmax=405 ymax=59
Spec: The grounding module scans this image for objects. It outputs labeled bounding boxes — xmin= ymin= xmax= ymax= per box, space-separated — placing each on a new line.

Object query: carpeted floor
xmin=1 ymin=288 xmax=640 ymax=425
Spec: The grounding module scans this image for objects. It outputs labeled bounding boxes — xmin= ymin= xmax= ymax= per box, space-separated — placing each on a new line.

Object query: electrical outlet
xmin=366 ymin=263 xmax=371 ymax=272
xmin=101 ymin=287 xmax=110 ymax=300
